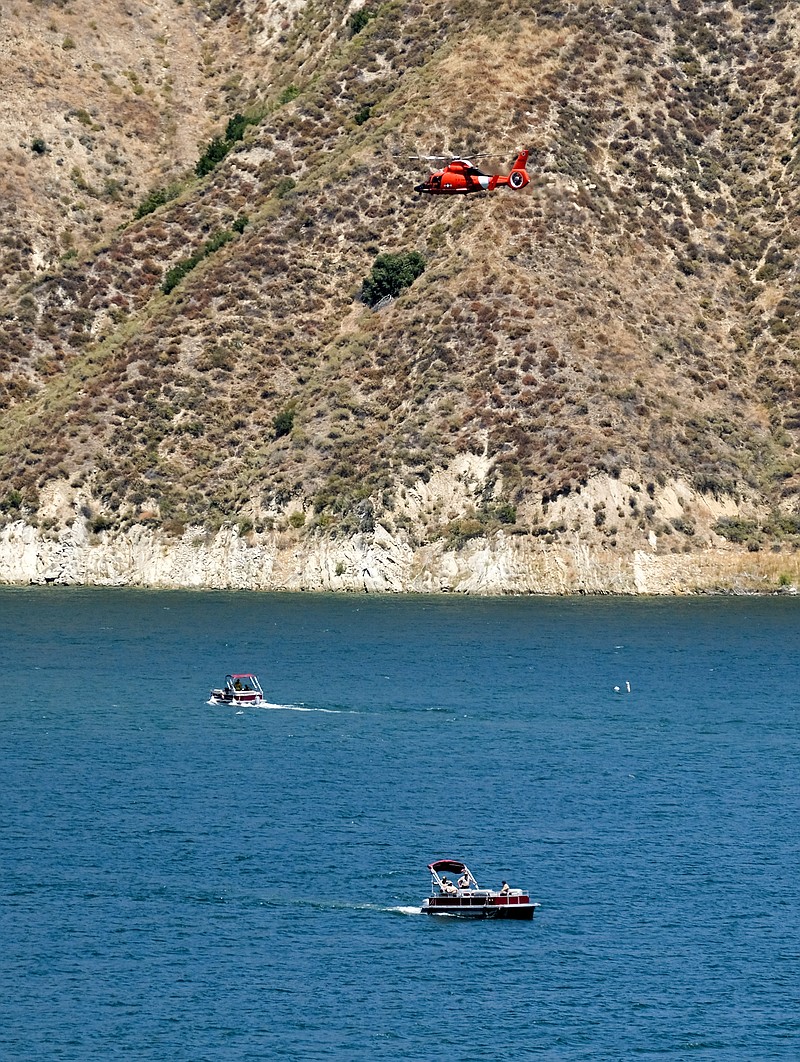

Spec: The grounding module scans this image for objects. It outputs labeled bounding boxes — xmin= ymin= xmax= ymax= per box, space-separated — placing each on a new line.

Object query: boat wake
xmin=259 ymin=702 xmax=343 ymax=713
xmin=258 ymin=896 xmax=422 ymax=916
xmin=206 ymin=699 xmax=343 ymax=713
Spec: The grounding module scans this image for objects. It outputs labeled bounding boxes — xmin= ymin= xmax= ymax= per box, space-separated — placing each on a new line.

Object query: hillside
xmin=1 ymin=0 xmax=799 ymax=592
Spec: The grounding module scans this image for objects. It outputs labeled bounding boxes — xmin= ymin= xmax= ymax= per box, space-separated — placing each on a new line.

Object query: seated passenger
xmin=500 ymin=880 xmax=510 ymax=895
xmin=458 ymin=873 xmax=470 ymax=890
xmin=441 ymin=877 xmax=457 ymax=895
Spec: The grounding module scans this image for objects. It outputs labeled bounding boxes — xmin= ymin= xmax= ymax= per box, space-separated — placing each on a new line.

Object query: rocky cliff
xmin=3 ymin=468 xmax=797 ymax=593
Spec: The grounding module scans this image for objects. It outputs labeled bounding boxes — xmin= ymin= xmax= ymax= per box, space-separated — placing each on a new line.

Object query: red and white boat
xmin=209 ymin=673 xmax=266 ymax=707
xmin=422 ymin=859 xmax=539 ymax=920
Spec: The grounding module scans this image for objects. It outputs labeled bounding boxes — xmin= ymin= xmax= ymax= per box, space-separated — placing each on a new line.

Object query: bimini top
xmin=429 ymin=859 xmax=468 ymax=875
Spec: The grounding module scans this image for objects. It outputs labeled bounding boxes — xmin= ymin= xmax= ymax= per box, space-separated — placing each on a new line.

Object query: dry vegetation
xmin=1 ymin=0 xmax=799 ymax=557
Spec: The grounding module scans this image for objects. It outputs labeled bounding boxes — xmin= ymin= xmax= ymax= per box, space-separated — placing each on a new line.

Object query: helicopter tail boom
xmin=512 ymin=149 xmax=529 ymax=172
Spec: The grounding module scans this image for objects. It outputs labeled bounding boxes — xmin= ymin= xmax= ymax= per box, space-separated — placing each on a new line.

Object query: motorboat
xmin=209 ymin=673 xmax=266 ymax=707
xmin=422 ymin=859 xmax=539 ymax=920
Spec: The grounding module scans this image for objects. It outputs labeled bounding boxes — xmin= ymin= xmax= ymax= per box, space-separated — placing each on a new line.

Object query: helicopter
xmin=412 ymin=149 xmax=530 ymax=195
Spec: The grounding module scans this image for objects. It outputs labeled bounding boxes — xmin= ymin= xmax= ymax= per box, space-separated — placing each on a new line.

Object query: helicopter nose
xmin=414 ymin=182 xmax=428 ymax=193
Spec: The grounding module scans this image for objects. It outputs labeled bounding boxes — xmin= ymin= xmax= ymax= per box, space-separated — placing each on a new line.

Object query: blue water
xmin=1 ymin=588 xmax=799 ymax=1059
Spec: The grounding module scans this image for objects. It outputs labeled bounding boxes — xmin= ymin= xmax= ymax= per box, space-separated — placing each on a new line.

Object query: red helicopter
xmin=412 ymin=150 xmax=530 ymax=195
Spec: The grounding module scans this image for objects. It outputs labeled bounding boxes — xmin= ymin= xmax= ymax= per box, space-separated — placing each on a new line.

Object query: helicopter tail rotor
xmin=507 ymin=149 xmax=530 ymax=190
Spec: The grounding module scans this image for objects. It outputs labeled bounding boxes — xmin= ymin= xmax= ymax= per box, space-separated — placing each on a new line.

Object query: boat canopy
xmin=223 ymin=674 xmax=264 ymax=694
xmin=429 ymin=859 xmax=468 ymax=874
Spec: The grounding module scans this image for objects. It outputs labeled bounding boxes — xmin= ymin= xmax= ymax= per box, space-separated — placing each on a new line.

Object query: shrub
xmin=273 ymin=405 xmax=296 ymax=438
xmin=0 ymin=489 xmax=23 ymax=513
xmin=349 ymin=8 xmax=376 ymax=36
xmin=362 ymin=251 xmax=425 ymax=306
xmin=135 ymin=183 xmax=181 ymax=219
xmin=713 ymin=517 xmax=759 ymax=544
xmin=90 ymin=514 xmax=114 ymax=533
xmin=489 ymin=502 xmax=517 ymax=524
xmin=162 ymin=255 xmax=201 ymax=294
xmin=195 ymin=113 xmax=256 ymax=177
xmin=203 ymin=229 xmax=234 ymax=255
xmin=275 ymin=177 xmax=296 ymax=198
xmin=442 ymin=517 xmax=484 ymax=549
xmin=196 ymin=136 xmax=230 ymax=177
xmin=670 ymin=517 xmax=695 ymax=536
xmin=161 ymin=230 xmax=234 ymax=294
xmin=225 ymin=113 xmax=248 ymax=143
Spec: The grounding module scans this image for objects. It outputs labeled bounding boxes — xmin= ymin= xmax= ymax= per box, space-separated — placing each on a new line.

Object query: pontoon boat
xmin=209 ymin=674 xmax=266 ymax=707
xmin=422 ymin=859 xmax=539 ymax=920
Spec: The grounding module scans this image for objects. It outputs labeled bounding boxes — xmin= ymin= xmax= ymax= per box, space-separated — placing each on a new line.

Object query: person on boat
xmin=233 ymin=678 xmax=243 ymax=690
xmin=458 ymin=872 xmax=470 ymax=891
xmin=441 ymin=877 xmax=457 ymax=895
xmin=500 ymin=880 xmax=510 ymax=895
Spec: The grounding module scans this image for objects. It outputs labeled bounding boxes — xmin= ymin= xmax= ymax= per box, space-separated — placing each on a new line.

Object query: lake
xmin=2 ymin=588 xmax=799 ymax=1059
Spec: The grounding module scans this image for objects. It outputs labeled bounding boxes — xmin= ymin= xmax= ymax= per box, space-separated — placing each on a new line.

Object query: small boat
xmin=422 ymin=859 xmax=539 ymax=920
xmin=209 ymin=673 xmax=266 ymax=707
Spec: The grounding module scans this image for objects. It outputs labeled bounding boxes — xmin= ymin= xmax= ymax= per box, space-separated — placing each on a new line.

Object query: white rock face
xmin=0 ymin=517 xmax=792 ymax=595
xmin=0 ymin=470 xmax=795 ymax=594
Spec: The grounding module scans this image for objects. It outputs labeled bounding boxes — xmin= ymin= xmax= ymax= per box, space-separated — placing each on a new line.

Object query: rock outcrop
xmin=2 ymin=514 xmax=796 ymax=595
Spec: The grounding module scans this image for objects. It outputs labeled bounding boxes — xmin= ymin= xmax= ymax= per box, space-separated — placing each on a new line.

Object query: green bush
xmin=202 ymin=229 xmax=234 ymax=255
xmin=196 ymin=136 xmax=230 ymax=177
xmin=487 ymin=502 xmax=517 ymax=524
xmin=443 ymin=516 xmax=485 ymax=550
xmin=713 ymin=517 xmax=760 ymax=544
xmin=275 ymin=176 xmax=296 ymax=198
xmin=349 ymin=8 xmax=376 ymax=36
xmin=195 ymin=113 xmax=255 ymax=177
xmin=90 ymin=514 xmax=114 ymax=533
xmin=225 ymin=113 xmax=248 ymax=143
xmin=0 ymin=489 xmax=23 ymax=513
xmin=273 ymin=406 xmax=296 ymax=438
xmin=362 ymin=251 xmax=425 ymax=306
xmin=161 ymin=229 xmax=234 ymax=294
xmin=162 ymin=255 xmax=201 ymax=294
xmin=135 ymin=183 xmax=180 ymax=219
